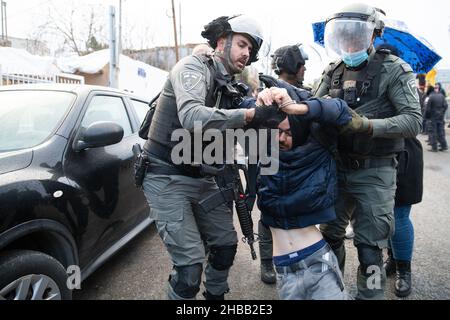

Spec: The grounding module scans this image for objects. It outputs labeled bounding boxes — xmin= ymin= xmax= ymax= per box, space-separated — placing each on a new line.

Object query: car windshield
xmin=0 ymin=90 xmax=76 ymax=152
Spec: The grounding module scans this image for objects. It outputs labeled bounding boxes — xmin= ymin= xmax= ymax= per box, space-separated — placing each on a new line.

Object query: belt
xmin=275 ymin=261 xmax=307 ymax=274
xmin=147 ymin=163 xmax=184 ymax=176
xmin=147 ymin=163 xmax=204 ymax=178
xmin=144 ymin=140 xmax=205 ymax=178
xmin=339 ymin=157 xmax=396 ymax=170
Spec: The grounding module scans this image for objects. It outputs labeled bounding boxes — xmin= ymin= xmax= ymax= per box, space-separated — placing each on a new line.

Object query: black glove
xmin=246 ymin=105 xmax=285 ymax=129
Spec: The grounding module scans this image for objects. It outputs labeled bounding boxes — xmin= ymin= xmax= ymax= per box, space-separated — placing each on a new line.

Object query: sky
xmin=4 ymin=0 xmax=450 ymax=81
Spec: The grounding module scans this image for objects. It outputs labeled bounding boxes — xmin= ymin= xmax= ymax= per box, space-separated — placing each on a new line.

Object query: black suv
xmin=0 ymin=84 xmax=152 ymax=300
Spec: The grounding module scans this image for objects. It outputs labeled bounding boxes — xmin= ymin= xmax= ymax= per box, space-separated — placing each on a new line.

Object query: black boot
xmin=258 ymin=220 xmax=275 ymax=284
xmin=395 ymin=261 xmax=412 ymax=298
xmin=383 ymin=249 xmax=396 ymax=277
xmin=203 ymin=290 xmax=225 ymax=300
xmin=260 ymin=259 xmax=276 ymax=284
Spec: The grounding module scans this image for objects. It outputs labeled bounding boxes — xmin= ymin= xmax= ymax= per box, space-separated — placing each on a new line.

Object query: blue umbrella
xmin=312 ymin=20 xmax=441 ymax=74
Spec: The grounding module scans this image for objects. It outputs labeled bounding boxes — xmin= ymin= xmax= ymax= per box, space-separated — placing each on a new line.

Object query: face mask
xmin=342 ymin=50 xmax=369 ymax=67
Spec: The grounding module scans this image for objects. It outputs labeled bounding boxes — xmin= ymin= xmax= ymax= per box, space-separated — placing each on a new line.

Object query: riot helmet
xmin=271 ymin=44 xmax=309 ymax=75
xmin=201 ymin=15 xmax=264 ymax=65
xmin=324 ymin=3 xmax=385 ymax=67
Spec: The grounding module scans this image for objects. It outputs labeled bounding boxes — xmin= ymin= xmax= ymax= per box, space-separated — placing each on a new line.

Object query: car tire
xmin=0 ymin=249 xmax=72 ymax=300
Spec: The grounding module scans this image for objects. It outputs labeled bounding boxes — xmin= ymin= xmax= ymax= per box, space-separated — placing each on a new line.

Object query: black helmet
xmin=201 ymin=15 xmax=264 ymax=64
xmin=271 ymin=44 xmax=308 ymax=75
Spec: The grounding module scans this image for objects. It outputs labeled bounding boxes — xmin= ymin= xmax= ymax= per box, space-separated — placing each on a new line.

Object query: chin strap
xmin=223 ymin=33 xmax=241 ymax=74
xmin=215 ymin=33 xmax=243 ymax=74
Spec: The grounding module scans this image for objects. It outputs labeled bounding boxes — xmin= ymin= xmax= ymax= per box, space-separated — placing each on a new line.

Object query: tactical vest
xmin=328 ymin=50 xmax=404 ymax=158
xmin=143 ymin=55 xmax=245 ymax=177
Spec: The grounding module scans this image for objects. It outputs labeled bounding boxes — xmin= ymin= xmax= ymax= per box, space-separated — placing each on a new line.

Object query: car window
xmin=81 ymin=95 xmax=132 ymax=137
xmin=0 ymin=90 xmax=75 ymax=152
xmin=130 ymin=99 xmax=150 ymax=124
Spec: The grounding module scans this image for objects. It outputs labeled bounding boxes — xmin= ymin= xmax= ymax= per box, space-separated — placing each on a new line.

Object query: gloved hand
xmin=246 ymin=104 xmax=284 ymax=129
xmin=339 ymin=107 xmax=372 ymax=135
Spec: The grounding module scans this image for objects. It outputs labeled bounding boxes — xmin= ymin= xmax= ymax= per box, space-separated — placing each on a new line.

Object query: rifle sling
xmin=198 ymin=187 xmax=234 ymax=213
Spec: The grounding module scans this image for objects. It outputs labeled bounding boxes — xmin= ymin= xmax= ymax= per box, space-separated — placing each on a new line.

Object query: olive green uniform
xmin=315 ymin=50 xmax=422 ymax=299
xmin=143 ymin=55 xmax=247 ymax=300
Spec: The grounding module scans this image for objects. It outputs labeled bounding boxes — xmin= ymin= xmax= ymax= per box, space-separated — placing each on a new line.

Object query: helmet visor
xmin=297 ymin=44 xmax=309 ymax=61
xmin=324 ymin=19 xmax=375 ymax=58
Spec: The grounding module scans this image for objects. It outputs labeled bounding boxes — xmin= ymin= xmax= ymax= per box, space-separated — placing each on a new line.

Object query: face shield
xmin=300 ymin=43 xmax=331 ymax=87
xmin=258 ymin=41 xmax=271 ymax=60
xmin=324 ymin=19 xmax=375 ymax=59
xmin=298 ymin=44 xmax=309 ymax=62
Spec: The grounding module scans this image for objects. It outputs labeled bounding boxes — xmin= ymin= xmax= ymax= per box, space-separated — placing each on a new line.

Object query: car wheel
xmin=0 ymin=250 xmax=72 ymax=300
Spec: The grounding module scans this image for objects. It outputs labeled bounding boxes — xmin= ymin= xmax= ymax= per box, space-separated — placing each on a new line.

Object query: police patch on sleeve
xmin=181 ymin=71 xmax=202 ymax=91
xmin=407 ymin=79 xmax=419 ymax=101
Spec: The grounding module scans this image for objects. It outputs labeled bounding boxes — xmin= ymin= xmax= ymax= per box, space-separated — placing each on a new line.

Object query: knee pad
xmin=169 ymin=264 xmax=203 ymax=299
xmin=357 ymin=244 xmax=383 ymax=275
xmin=208 ymin=245 xmax=237 ymax=271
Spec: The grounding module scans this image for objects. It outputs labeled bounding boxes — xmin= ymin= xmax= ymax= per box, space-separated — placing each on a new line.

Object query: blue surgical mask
xmin=342 ymin=50 xmax=369 ymax=67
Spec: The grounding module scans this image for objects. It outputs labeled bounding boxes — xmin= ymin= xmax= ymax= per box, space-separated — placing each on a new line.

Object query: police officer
xmin=314 ymin=3 xmax=422 ymax=299
xmin=426 ymin=84 xmax=448 ymax=152
xmin=257 ymin=44 xmax=312 ymax=285
xmin=141 ymin=15 xmax=278 ymax=300
xmin=272 ymin=44 xmax=309 ymax=89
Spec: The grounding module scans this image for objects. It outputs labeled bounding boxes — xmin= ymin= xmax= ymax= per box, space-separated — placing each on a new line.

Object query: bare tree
xmin=27 ymin=20 xmax=53 ymax=56
xmin=31 ymin=1 xmax=108 ymax=56
xmin=120 ymin=19 xmax=156 ymax=51
xmin=29 ymin=0 xmax=159 ymax=57
xmin=135 ymin=25 xmax=156 ymax=50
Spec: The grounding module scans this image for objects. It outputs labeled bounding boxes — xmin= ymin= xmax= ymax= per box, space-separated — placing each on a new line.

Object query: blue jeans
xmin=390 ymin=205 xmax=414 ymax=262
xmin=275 ymin=244 xmax=349 ymax=300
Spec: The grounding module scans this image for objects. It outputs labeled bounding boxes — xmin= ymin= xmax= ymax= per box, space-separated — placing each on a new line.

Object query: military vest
xmin=143 ymin=55 xmax=245 ymax=176
xmin=327 ymin=50 xmax=404 ymax=157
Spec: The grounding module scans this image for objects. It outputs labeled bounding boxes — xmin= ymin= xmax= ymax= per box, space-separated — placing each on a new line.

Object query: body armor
xmin=328 ymin=50 xmax=404 ymax=157
xmin=143 ymin=55 xmax=245 ymax=177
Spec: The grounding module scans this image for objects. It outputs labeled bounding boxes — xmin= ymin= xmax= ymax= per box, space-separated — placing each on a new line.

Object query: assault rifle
xmin=198 ymin=163 xmax=258 ymax=260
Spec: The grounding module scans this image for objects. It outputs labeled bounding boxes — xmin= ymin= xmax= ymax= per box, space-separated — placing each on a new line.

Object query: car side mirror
xmin=74 ymin=121 xmax=124 ymax=152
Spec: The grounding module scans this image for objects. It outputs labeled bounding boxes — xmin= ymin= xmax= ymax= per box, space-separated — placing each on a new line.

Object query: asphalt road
xmin=74 ymin=132 xmax=450 ymax=300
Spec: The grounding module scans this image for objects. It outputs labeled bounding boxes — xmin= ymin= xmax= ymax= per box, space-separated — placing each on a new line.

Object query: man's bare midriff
xmin=270 ymin=225 xmax=324 ymax=256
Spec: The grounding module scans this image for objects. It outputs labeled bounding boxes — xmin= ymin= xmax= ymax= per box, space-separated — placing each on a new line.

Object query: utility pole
xmin=117 ymin=0 xmax=122 ymax=83
xmin=118 ymin=0 xmax=122 ymax=56
xmin=171 ymin=0 xmax=179 ymax=62
xmin=1 ymin=1 xmax=7 ymax=41
xmin=178 ymin=1 xmax=181 ymax=47
xmin=1 ymin=1 xmax=3 ymax=40
xmin=109 ymin=6 xmax=118 ymax=88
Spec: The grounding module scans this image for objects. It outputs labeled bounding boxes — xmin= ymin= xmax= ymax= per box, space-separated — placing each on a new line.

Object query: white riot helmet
xmin=324 ymin=3 xmax=385 ymax=67
xmin=201 ymin=14 xmax=264 ymax=64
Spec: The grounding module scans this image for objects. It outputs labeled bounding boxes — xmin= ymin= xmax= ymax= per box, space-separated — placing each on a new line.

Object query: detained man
xmin=256 ymin=87 xmax=363 ymax=299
